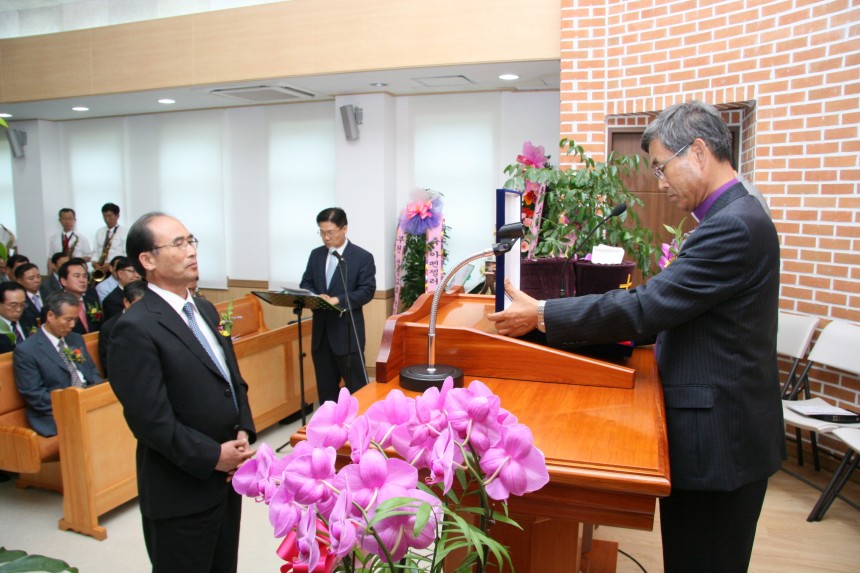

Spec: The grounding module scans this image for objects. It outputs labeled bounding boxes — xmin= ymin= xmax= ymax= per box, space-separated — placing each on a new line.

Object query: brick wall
xmin=561 ymin=1 xmax=859 ymax=434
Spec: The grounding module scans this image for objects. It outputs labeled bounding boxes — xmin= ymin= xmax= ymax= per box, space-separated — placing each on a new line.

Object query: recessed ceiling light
xmin=370 ymin=82 xmax=388 ymax=87
xmin=158 ymin=98 xmax=176 ymax=104
xmin=499 ymin=74 xmax=519 ymax=81
xmin=0 ymin=113 xmax=11 ymax=118
xmin=72 ymin=106 xmax=90 ymax=112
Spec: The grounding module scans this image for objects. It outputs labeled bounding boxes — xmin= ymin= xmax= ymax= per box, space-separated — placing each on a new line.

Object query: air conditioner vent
xmin=208 ymin=85 xmax=316 ymax=103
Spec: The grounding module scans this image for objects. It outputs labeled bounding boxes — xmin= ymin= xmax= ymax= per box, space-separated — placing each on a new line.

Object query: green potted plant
xmin=503 ymin=139 xmax=657 ymax=298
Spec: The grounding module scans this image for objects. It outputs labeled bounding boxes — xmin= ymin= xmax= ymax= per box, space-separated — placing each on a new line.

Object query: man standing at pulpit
xmin=488 ymin=100 xmax=783 ymax=573
xmin=300 ymin=207 xmax=376 ymax=404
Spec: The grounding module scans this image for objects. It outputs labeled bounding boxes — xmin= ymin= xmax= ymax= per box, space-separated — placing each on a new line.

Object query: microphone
xmin=558 ymin=203 xmax=627 ymax=298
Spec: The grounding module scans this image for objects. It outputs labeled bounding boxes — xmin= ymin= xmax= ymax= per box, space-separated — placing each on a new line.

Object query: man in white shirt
xmin=92 ymin=203 xmax=128 ymax=281
xmin=48 ymin=208 xmax=92 ymax=262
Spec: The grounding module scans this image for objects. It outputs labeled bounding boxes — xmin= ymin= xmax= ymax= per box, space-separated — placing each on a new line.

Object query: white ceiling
xmin=0 ymin=60 xmax=561 ymax=122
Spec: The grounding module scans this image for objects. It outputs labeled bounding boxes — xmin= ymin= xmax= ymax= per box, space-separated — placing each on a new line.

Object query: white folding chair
xmin=781 ymin=320 xmax=860 ymax=471
xmin=777 ymin=312 xmax=819 ymax=399
xmin=807 ymin=427 xmax=860 ymax=521
xmin=776 ymin=312 xmax=820 ymax=467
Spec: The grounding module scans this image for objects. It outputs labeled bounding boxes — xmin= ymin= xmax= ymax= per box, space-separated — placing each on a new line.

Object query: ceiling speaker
xmin=5 ymin=128 xmax=26 ymax=158
xmin=340 ymin=105 xmax=361 ymax=141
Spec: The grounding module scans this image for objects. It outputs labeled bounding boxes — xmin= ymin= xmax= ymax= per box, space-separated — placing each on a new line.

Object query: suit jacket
xmin=21 ymin=287 xmax=49 ymax=328
xmin=44 ymin=273 xmax=63 ymax=296
xmin=98 ymin=313 xmax=120 ymax=377
xmin=544 ymin=183 xmax=784 ymax=491
xmin=108 ymin=290 xmax=256 ymax=520
xmin=13 ymin=329 xmax=104 ymax=436
xmin=300 ymin=241 xmax=376 ymax=355
xmin=102 ymin=286 xmax=125 ymax=322
xmin=0 ymin=318 xmax=36 ymax=354
xmin=72 ymin=289 xmax=103 ymax=335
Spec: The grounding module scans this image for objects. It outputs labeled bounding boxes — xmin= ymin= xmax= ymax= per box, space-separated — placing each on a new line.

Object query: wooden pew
xmin=214 ymin=294 xmax=268 ymax=340
xmin=0 ymin=352 xmax=62 ymax=493
xmin=83 ymin=331 xmax=103 ymax=377
xmin=52 ymin=383 xmax=137 ymax=540
xmin=233 ymin=318 xmax=317 ymax=431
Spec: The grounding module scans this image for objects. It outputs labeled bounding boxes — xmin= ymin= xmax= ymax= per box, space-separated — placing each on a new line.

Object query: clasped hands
xmin=487 ymin=278 xmax=540 ymax=338
xmin=217 ymin=430 xmax=255 ymax=483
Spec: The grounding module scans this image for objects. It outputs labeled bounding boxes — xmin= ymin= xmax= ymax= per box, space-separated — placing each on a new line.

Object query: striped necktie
xmin=182 ymin=302 xmax=238 ymax=412
xmin=57 ymin=339 xmax=85 ymax=388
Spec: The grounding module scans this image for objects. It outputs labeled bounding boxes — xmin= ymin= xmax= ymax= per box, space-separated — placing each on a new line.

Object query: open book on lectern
xmin=252 ymin=289 xmax=344 ymax=313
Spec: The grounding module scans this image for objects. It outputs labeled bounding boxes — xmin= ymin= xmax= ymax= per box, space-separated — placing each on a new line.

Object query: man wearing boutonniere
xmin=489 ymin=101 xmax=782 ymax=573
xmin=300 ymin=207 xmax=376 ymax=404
xmin=0 ymin=282 xmax=33 ymax=354
xmin=13 ymin=292 xmax=103 ymax=436
xmin=109 ymin=212 xmax=255 ymax=573
xmin=58 ymin=257 xmax=102 ymax=334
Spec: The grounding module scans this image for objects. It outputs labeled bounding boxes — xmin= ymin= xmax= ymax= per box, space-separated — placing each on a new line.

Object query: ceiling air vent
xmin=208 ymin=85 xmax=316 ymax=103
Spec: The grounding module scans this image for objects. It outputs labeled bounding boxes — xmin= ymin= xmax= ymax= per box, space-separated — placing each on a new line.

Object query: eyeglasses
xmin=319 ymin=228 xmax=343 ymax=239
xmin=2 ymin=302 xmax=25 ymax=309
xmin=653 ymin=143 xmax=691 ymax=180
xmin=152 ymin=237 xmax=199 ymax=252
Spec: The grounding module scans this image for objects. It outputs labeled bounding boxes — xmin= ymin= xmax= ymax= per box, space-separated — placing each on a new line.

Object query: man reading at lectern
xmin=488 ymin=101 xmax=783 ymax=573
xmin=300 ymin=207 xmax=376 ymax=404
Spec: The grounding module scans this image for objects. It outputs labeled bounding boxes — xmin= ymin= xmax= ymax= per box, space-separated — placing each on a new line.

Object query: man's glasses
xmin=653 ymin=143 xmax=691 ymax=180
xmin=2 ymin=302 xmax=25 ymax=309
xmin=319 ymin=228 xmax=343 ymax=238
xmin=152 ymin=237 xmax=199 ymax=252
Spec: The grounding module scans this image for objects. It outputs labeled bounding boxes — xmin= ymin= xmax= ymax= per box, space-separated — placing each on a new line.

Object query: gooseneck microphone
xmin=558 ymin=203 xmax=627 ymax=298
xmin=332 ymin=249 xmax=369 ymax=387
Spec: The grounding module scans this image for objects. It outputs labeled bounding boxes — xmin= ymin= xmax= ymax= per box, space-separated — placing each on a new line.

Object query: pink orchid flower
xmin=517 ymin=141 xmax=547 ymax=168
xmin=282 ymin=445 xmax=338 ymax=506
xmin=307 ymin=387 xmax=358 ymax=449
xmin=339 ymin=449 xmax=418 ymax=513
xmin=232 ymin=442 xmax=278 ymax=500
xmin=479 ymin=423 xmax=550 ymax=501
xmin=359 ymin=486 xmax=442 ymax=562
xmin=327 ymin=482 xmax=357 ymax=559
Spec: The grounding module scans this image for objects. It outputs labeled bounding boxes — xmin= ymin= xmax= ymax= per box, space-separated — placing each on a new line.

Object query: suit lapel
xmin=143 ymin=292 xmax=227 ymax=381
xmin=35 ymin=330 xmax=71 ymax=375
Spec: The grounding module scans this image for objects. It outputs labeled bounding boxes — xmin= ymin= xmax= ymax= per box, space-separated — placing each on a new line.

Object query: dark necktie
xmin=57 ymin=339 xmax=85 ymax=388
xmin=62 ymin=234 xmax=69 ymax=253
xmin=182 ymin=302 xmax=238 ymax=412
xmin=10 ymin=321 xmax=22 ymax=343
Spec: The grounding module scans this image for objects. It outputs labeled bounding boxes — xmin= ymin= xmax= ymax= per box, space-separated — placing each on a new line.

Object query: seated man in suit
xmin=15 ymin=262 xmax=49 ymax=327
xmin=13 ymin=291 xmax=104 ymax=436
xmin=101 ymin=257 xmax=141 ymax=321
xmin=0 ymin=282 xmax=34 ymax=354
xmin=300 ymin=207 xmax=376 ymax=404
xmin=5 ymin=254 xmax=29 ymax=282
xmin=99 ymin=279 xmax=146 ymax=376
xmin=44 ymin=252 xmax=69 ymax=296
xmin=58 ymin=257 xmax=102 ymax=334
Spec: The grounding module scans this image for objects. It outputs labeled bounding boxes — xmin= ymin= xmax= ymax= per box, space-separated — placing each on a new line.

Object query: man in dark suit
xmin=101 ymin=256 xmax=141 ymax=321
xmin=300 ymin=207 xmax=376 ymax=404
xmin=58 ymin=257 xmax=102 ymax=334
xmin=13 ymin=292 xmax=103 ymax=436
xmin=488 ymin=101 xmax=783 ymax=572
xmin=98 ymin=279 xmax=146 ymax=377
xmin=44 ymin=252 xmax=69 ymax=296
xmin=15 ymin=262 xmax=49 ymax=327
xmin=109 ymin=212 xmax=255 ymax=573
xmin=0 ymin=282 xmax=34 ymax=354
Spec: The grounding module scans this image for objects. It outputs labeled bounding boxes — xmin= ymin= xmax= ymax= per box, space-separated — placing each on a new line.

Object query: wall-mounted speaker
xmin=340 ymin=105 xmax=362 ymax=141
xmin=5 ymin=128 xmax=26 ymax=158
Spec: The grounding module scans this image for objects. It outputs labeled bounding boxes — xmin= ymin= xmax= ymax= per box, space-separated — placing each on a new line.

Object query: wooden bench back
xmin=0 ymin=353 xmax=26 ymax=427
xmin=83 ymin=332 xmax=103 ymax=377
xmin=214 ymin=294 xmax=267 ymax=339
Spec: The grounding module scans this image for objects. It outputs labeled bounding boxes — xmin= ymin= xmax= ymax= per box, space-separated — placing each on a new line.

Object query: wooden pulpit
xmin=297 ymin=292 xmax=671 ymax=572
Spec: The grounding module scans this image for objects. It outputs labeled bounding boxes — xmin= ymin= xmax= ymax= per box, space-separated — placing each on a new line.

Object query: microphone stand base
xmin=399 ymin=364 xmax=464 ymax=393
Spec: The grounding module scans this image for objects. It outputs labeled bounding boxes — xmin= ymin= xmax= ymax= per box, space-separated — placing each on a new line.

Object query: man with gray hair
xmin=13 ymin=291 xmax=103 ymax=436
xmin=488 ymin=100 xmax=783 ymax=572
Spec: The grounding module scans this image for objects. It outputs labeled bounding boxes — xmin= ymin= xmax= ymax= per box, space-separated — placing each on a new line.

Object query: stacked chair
xmin=779 ymin=315 xmax=860 ymax=520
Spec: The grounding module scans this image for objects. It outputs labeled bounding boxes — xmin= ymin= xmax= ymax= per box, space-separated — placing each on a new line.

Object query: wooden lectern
xmin=296 ymin=292 xmax=671 ymax=572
